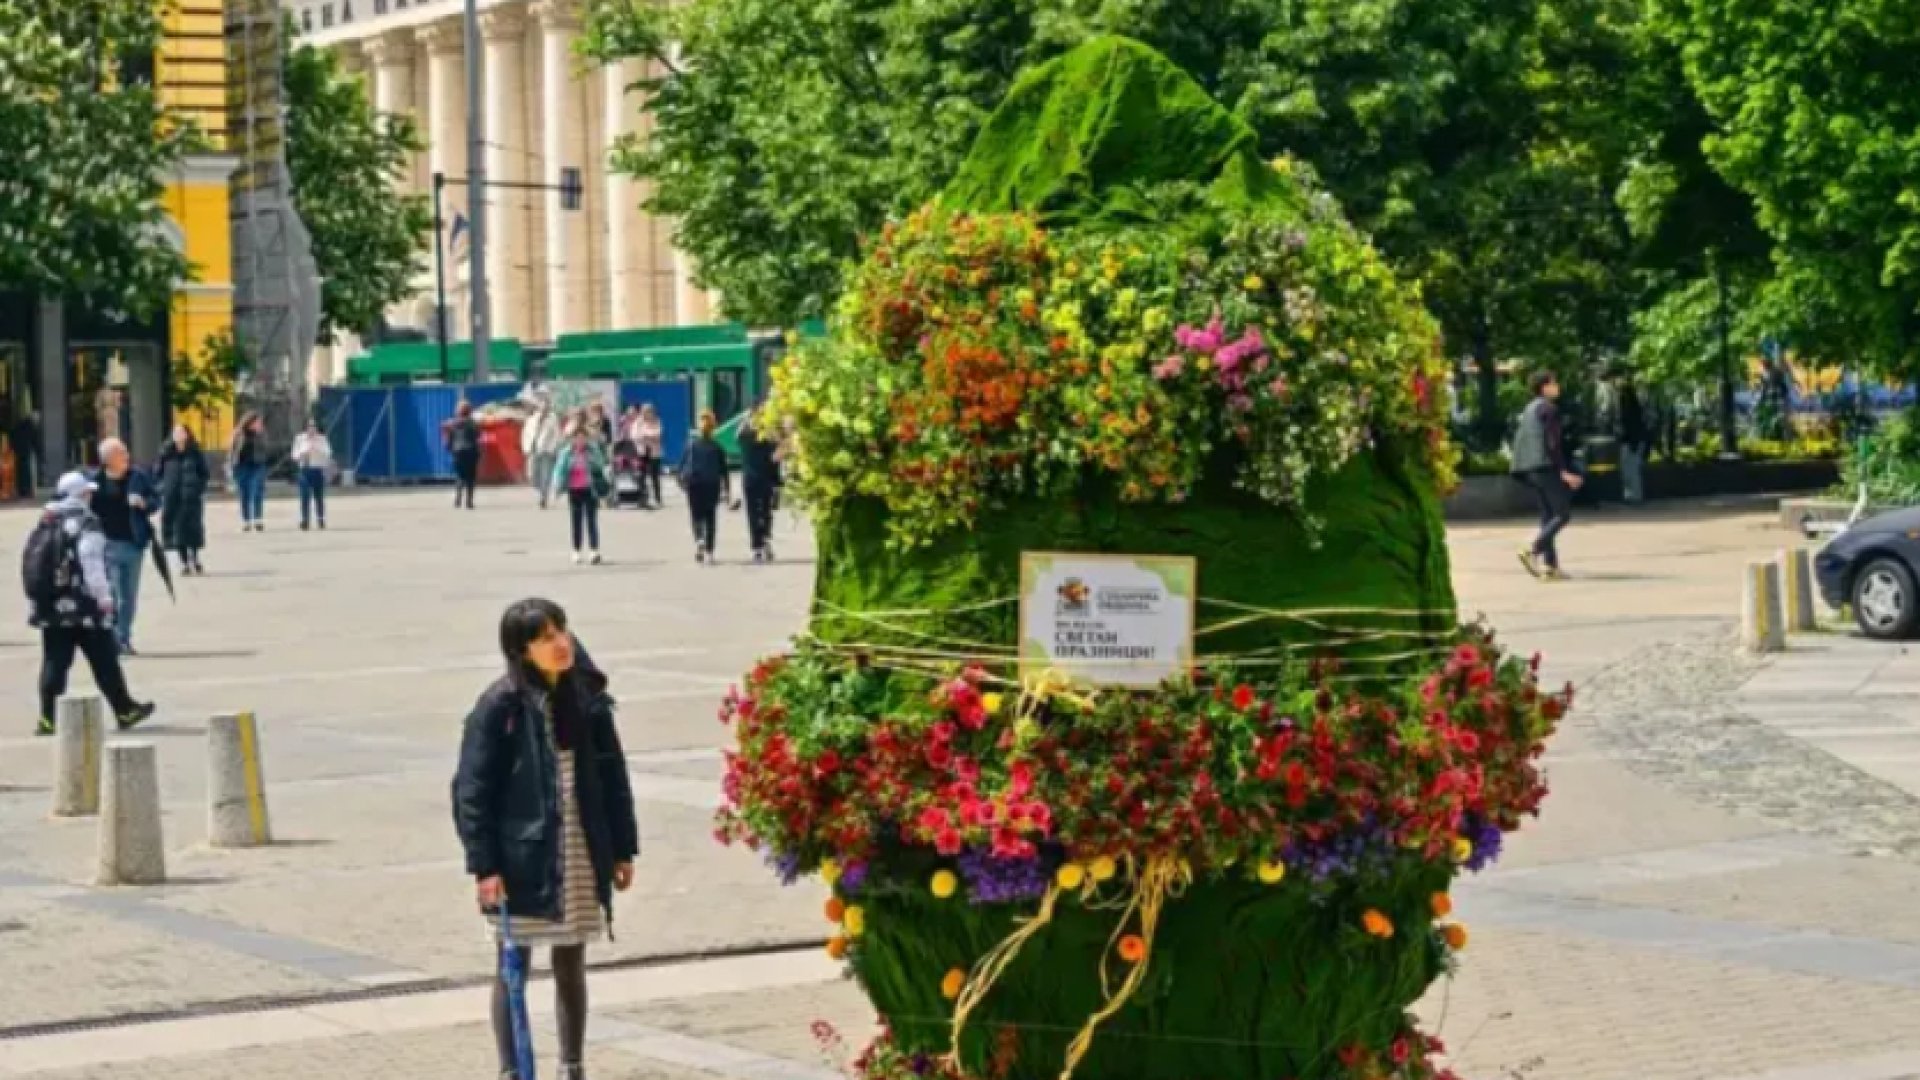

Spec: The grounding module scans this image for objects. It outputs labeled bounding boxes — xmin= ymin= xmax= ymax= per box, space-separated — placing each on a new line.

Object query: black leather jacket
xmin=451 ymin=648 xmax=639 ymax=922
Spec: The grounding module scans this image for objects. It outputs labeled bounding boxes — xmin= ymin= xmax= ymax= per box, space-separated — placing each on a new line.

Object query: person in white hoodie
xmin=521 ymin=396 xmax=564 ymax=509
xmin=292 ymin=420 xmax=333 ymax=531
xmin=26 ymin=472 xmax=155 ymax=735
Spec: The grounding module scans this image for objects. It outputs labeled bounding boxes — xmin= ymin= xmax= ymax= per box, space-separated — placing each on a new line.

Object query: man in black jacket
xmin=678 ymin=411 xmax=730 ymax=563
xmin=1509 ymin=371 xmax=1583 ymax=579
xmin=738 ymin=411 xmax=780 ymax=562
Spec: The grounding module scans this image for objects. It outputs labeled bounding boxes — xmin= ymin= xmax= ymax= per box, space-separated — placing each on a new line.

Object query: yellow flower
xmin=1057 ymin=863 xmax=1087 ymax=890
xmin=820 ymin=858 xmax=843 ymax=886
xmin=1443 ymin=923 xmax=1469 ymax=951
xmin=1451 ymin=838 xmax=1473 ymax=864
xmin=843 ymin=905 xmax=866 ymax=938
xmin=1195 ymin=356 xmax=1213 ymax=372
xmin=1256 ymin=860 xmax=1287 ymax=885
xmin=1089 ymin=855 xmax=1118 ymax=882
xmin=931 ymin=870 xmax=959 ymax=900
xmin=982 ymin=693 xmax=1005 ymax=716
xmin=1361 ymin=910 xmax=1395 ymax=939
xmin=1244 ymin=274 xmax=1265 ymax=292
xmin=941 ymin=968 xmax=967 ymax=1000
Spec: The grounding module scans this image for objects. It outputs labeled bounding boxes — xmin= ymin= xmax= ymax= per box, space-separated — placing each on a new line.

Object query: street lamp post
xmin=463 ymin=0 xmax=490 ymax=383
xmin=432 ymin=171 xmax=450 ymax=384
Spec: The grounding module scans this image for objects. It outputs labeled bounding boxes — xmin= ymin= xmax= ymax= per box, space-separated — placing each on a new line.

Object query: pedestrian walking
xmin=521 ymin=396 xmax=563 ymax=509
xmin=156 ymin=425 xmax=209 ymax=576
xmin=584 ymin=402 xmax=611 ymax=450
xmin=90 ymin=439 xmax=156 ymax=655
xmin=11 ymin=409 xmax=39 ymax=498
xmin=452 ymin=598 xmax=638 ymax=1080
xmin=229 ymin=412 xmax=268 ymax=531
xmin=1511 ymin=371 xmax=1583 ymax=580
xmin=1611 ymin=370 xmax=1649 ymax=506
xmin=738 ymin=411 xmax=779 ymax=562
xmin=293 ymin=419 xmax=332 ymax=531
xmin=552 ymin=429 xmax=611 ymax=565
xmin=24 ymin=472 xmax=155 ymax=735
xmin=448 ymin=401 xmax=481 ymax=509
xmin=633 ymin=404 xmax=665 ymax=510
xmin=679 ymin=411 xmax=730 ymax=563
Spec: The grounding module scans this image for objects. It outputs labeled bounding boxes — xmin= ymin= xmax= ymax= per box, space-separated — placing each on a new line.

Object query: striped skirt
xmin=487 ymin=744 xmax=605 ymax=948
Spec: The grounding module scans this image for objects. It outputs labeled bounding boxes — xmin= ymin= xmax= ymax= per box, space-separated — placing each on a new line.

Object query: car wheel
xmin=1851 ymin=557 xmax=1920 ymax=640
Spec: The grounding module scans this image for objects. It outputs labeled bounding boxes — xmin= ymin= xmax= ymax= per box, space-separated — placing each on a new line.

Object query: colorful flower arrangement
xmin=726 ymin=633 xmax=1560 ymax=1080
xmin=768 ymin=165 xmax=1455 ymax=549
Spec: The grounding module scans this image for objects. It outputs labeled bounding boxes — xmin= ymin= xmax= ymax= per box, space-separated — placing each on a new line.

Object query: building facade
xmin=294 ymin=0 xmax=716 ymax=384
xmin=0 ymin=0 xmax=238 ymax=486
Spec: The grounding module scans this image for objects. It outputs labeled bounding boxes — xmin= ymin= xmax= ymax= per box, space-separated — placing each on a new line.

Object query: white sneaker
xmin=571 ymin=551 xmax=582 ymax=565
xmin=590 ymin=551 xmax=602 ymax=565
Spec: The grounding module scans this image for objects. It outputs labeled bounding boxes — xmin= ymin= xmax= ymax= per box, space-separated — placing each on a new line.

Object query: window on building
xmin=342 ymin=0 xmax=353 ymax=20
xmin=374 ymin=0 xmax=387 ymax=13
xmin=321 ymin=3 xmax=333 ymax=28
xmin=559 ymin=167 xmax=584 ymax=211
xmin=301 ymin=9 xmax=312 ymax=32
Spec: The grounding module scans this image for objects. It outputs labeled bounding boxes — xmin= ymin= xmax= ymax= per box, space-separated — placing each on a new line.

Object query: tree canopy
xmin=0 ymin=0 xmax=192 ymax=317
xmin=284 ymin=38 xmax=432 ymax=342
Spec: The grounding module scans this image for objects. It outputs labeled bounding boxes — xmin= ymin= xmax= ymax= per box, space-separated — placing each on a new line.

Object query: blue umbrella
xmin=500 ymin=913 xmax=537 ymax=1080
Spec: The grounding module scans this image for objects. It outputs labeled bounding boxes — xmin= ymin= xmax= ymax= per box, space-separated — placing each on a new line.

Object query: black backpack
xmin=22 ymin=514 xmax=74 ymax=609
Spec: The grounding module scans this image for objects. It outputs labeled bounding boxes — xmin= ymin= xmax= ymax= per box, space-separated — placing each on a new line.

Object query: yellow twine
xmin=1060 ymin=855 xmax=1192 ymax=1080
xmin=949 ymin=883 xmax=1064 ymax=1063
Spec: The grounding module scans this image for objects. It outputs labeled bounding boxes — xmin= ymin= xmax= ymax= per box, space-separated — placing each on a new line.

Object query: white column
xmin=365 ymin=31 xmax=419 ymax=191
xmin=673 ymin=244 xmax=712 ymax=325
xmin=422 ymin=18 xmax=468 ymax=340
xmin=482 ymin=4 xmax=532 ymax=340
xmin=603 ymin=58 xmax=653 ymax=328
xmin=537 ymin=1 xmax=590 ymax=338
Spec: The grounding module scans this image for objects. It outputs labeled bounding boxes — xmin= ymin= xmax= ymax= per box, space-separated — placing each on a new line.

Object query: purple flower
xmin=840 ymin=860 xmax=869 ymax=893
xmin=910 ymin=1053 xmax=933 ymax=1076
xmin=1463 ymin=817 xmax=1505 ymax=873
xmin=957 ymin=848 xmax=1051 ymax=905
xmin=769 ymin=852 xmax=803 ymax=885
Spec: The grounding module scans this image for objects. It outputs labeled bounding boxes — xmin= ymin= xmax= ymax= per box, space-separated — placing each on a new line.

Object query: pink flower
xmin=1009 ymin=761 xmax=1035 ymax=797
xmin=955 ymin=755 xmax=981 ymax=783
xmin=1153 ymin=355 xmax=1185 ymax=381
xmin=1174 ymin=314 xmax=1226 ymax=355
xmin=932 ymin=721 xmax=957 ymax=743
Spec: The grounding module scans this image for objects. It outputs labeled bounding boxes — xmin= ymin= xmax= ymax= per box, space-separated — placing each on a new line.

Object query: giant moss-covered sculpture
xmin=721 ymin=37 xmax=1563 ymax=1080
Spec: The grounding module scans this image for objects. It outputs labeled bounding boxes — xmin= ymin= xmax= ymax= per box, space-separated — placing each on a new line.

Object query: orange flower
xmin=1429 ymin=892 xmax=1453 ymax=919
xmin=826 ymin=936 xmax=849 ymax=960
xmin=1443 ymin=924 xmax=1469 ymax=951
xmin=825 ymin=897 xmax=846 ymax=924
xmin=1117 ymin=934 xmax=1148 ymax=963
xmin=1361 ymin=910 xmax=1395 ymax=939
xmin=941 ymin=968 xmax=967 ymax=1000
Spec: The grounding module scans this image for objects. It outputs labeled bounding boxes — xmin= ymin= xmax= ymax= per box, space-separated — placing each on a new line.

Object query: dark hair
xmin=500 ymin=597 xmax=568 ymax=680
xmin=1528 ymin=370 xmax=1558 ymax=395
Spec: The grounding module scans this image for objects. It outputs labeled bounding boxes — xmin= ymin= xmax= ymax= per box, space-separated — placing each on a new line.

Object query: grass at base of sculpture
xmin=850 ymin=870 xmax=1452 ymax=1080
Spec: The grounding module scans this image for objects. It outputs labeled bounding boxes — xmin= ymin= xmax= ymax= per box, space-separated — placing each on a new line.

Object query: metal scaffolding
xmin=226 ymin=0 xmax=320 ymax=445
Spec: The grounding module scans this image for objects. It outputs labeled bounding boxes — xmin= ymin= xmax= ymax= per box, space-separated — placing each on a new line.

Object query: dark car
xmin=1816 ymin=506 xmax=1920 ymax=639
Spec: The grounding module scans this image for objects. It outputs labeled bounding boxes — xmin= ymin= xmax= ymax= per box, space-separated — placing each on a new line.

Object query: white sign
xmin=1019 ymin=552 xmax=1197 ymax=688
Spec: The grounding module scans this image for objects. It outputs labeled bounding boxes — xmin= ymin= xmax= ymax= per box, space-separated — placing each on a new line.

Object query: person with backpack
xmin=157 ymin=425 xmax=210 ymax=575
xmin=678 ymin=411 xmax=730 ymax=564
xmin=550 ymin=428 xmax=611 ymax=565
xmin=90 ymin=438 xmax=158 ymax=655
xmin=1511 ymin=370 xmax=1584 ymax=580
xmin=25 ymin=472 xmax=155 ymax=735
xmin=447 ymin=401 xmax=482 ymax=510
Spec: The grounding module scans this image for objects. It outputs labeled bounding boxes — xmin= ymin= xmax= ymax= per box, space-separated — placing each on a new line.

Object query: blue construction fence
xmin=317 ymin=380 xmax=694 ymax=482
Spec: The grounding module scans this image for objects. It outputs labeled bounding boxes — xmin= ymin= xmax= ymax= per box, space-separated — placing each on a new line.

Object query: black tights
xmin=492 ymin=943 xmax=587 ymax=1075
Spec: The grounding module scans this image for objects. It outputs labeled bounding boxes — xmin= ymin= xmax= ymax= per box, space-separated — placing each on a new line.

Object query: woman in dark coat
xmin=453 ymin=598 xmax=638 ymax=1080
xmin=446 ymin=400 xmax=482 ymax=509
xmin=156 ymin=424 xmax=210 ymax=574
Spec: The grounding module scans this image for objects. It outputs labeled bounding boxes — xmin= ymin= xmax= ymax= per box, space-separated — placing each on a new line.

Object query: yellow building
xmin=160 ymin=0 xmax=239 ymax=453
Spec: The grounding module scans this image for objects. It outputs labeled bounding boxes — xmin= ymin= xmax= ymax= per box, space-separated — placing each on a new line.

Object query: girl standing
xmin=635 ymin=403 xmax=664 ymax=509
xmin=229 ymin=412 xmax=268 ymax=531
xmin=550 ymin=430 xmax=610 ymax=565
xmin=156 ymin=425 xmax=209 ymax=574
xmin=292 ymin=420 xmax=333 ymax=530
xmin=453 ymin=599 xmax=638 ymax=1080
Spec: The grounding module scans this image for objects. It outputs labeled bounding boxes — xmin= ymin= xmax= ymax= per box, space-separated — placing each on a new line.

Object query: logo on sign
xmin=1057 ymin=578 xmax=1091 ymax=616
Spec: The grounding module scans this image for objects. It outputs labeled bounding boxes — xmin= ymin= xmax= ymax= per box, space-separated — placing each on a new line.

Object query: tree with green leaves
xmin=170 ymin=327 xmax=248 ymax=415
xmin=0 ymin=0 xmax=192 ymax=317
xmin=283 ymin=38 xmax=431 ymax=342
xmin=1650 ymin=0 xmax=1920 ymax=379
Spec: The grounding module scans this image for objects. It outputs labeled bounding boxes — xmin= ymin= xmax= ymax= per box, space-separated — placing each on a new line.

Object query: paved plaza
xmin=5 ymin=489 xmax=1920 ymax=1078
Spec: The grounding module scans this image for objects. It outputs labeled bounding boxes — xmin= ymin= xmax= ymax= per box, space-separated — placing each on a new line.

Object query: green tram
xmin=345 ymin=322 xmax=816 ymax=457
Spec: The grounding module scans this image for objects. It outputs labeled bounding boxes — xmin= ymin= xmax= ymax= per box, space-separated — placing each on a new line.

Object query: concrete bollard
xmin=1781 ymin=547 xmax=1818 ymax=632
xmin=1743 ymin=560 xmax=1787 ymax=653
xmin=207 ymin=712 xmax=272 ymax=848
xmin=51 ymin=696 xmax=104 ymax=818
xmin=98 ymin=743 xmax=166 ymax=886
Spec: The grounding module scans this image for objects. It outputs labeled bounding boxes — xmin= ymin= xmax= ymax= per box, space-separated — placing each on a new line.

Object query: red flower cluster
xmin=715 ymin=629 xmax=1564 ymax=884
